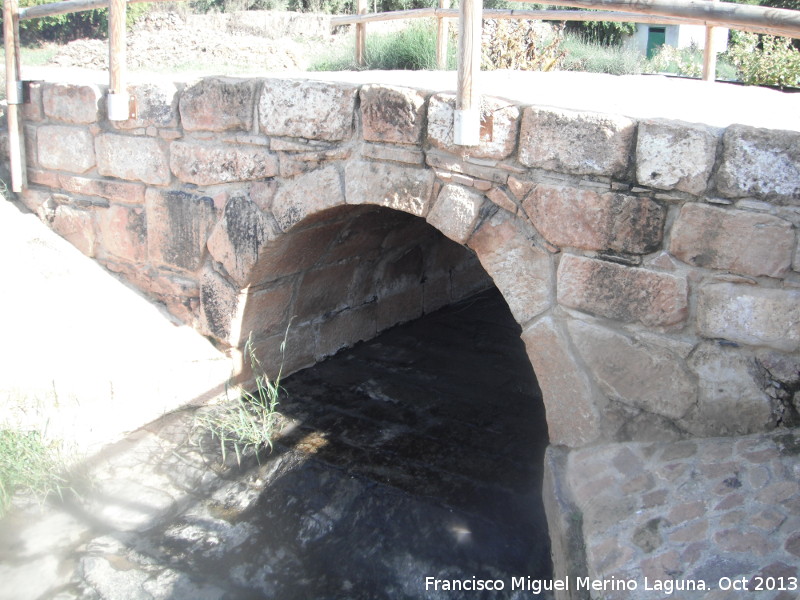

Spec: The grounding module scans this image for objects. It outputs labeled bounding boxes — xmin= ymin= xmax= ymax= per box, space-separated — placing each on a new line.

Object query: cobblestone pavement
xmin=0 ymin=289 xmax=553 ymax=600
xmin=568 ymin=430 xmax=800 ymax=600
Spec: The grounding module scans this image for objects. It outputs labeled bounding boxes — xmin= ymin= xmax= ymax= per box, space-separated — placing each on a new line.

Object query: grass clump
xmin=560 ymin=34 xmax=644 ymax=75
xmin=194 ymin=334 xmax=285 ymax=466
xmin=0 ymin=427 xmax=72 ymax=518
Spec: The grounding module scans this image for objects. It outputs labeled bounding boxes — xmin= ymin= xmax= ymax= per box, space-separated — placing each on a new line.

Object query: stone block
xmin=696 ymin=283 xmax=800 ymax=352
xmin=344 ymin=160 xmax=434 ymax=217
xmin=717 ymin=125 xmax=800 ymax=204
xmin=294 ymin=261 xmax=356 ymax=320
xmin=207 ymin=194 xmax=278 ymax=287
xmin=376 ymin=286 xmax=423 ymax=332
xmin=58 ymin=174 xmax=146 ymax=205
xmin=568 ymin=320 xmax=696 ymax=421
xmin=248 ymin=221 xmax=342 ymax=283
xmin=179 ymin=78 xmax=257 ymax=132
xmin=97 ymin=204 xmax=147 ymax=263
xmin=199 ymin=264 xmax=238 ymax=345
xmin=21 ymin=81 xmax=44 ymax=121
xmin=37 ymin=125 xmax=96 ymax=173
xmin=362 ymin=143 xmax=424 ymax=165
xmin=468 ymin=211 xmax=552 ymax=325
xmin=96 ymin=134 xmax=170 ymax=185
xmin=42 ymin=83 xmax=102 ymax=124
xmin=427 ymin=94 xmax=520 ymax=160
xmin=636 ymin=120 xmax=718 ymax=195
xmin=519 ymin=106 xmax=635 ymax=178
xmin=360 ymin=84 xmax=426 ymax=145
xmin=317 ymin=304 xmax=378 ymax=359
xmin=669 ymin=203 xmax=794 ymax=278
xmin=259 ymin=79 xmax=358 ymax=141
xmin=521 ymin=317 xmax=600 ymax=447
xmin=27 ymin=169 xmax=59 ymax=188
xmin=684 ymin=342 xmax=775 ymax=437
xmin=426 ymin=184 xmax=484 ymax=244
xmin=145 ymin=189 xmax=218 ymax=272
xmin=237 ymin=282 xmax=295 ymax=345
xmin=524 ymin=184 xmax=665 ymax=254
xmin=170 ymin=140 xmax=279 ymax=185
xmin=557 ymin=255 xmax=688 ymax=327
xmin=272 ymin=165 xmax=344 ymax=232
xmin=486 ymin=187 xmax=517 ymax=214
xmin=52 ymin=204 xmax=96 ymax=257
xmin=113 ymin=82 xmax=179 ymax=130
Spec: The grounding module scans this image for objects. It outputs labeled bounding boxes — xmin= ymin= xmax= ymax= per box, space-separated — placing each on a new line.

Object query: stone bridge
xmin=6 ymin=71 xmax=800 ymax=595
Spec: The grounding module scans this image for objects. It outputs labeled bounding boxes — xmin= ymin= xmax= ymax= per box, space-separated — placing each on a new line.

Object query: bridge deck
xmin=21 ymin=67 xmax=800 ymax=132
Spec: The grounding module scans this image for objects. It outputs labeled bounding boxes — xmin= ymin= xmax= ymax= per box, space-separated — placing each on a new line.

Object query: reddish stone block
xmin=96 ymin=133 xmax=170 ymax=185
xmin=360 ymin=84 xmax=427 ymax=145
xmin=58 ymin=174 xmax=146 ymax=205
xmin=37 ymin=125 xmax=96 ymax=173
xmin=170 ymin=140 xmax=279 ymax=186
xmin=42 ymin=83 xmax=102 ymax=124
xmin=97 ymin=204 xmax=147 ymax=263
xmin=180 ymin=78 xmax=258 ymax=132
xmin=52 ymin=204 xmax=96 ymax=257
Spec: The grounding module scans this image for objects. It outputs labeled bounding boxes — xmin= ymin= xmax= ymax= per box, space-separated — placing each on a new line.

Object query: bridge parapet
xmin=9 ymin=74 xmax=800 ymax=450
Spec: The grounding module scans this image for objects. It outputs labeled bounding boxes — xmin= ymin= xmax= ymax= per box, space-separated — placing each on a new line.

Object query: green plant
xmin=725 ymin=31 xmax=800 ymax=88
xmin=559 ymin=32 xmax=644 ymax=75
xmin=194 ymin=333 xmax=285 ymax=465
xmin=482 ymin=19 xmax=566 ymax=71
xmin=0 ymin=427 xmax=71 ymax=518
xmin=646 ymin=43 xmax=703 ymax=78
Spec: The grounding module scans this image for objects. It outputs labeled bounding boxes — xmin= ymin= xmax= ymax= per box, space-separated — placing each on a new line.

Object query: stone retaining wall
xmin=9 ymin=75 xmax=800 ymax=450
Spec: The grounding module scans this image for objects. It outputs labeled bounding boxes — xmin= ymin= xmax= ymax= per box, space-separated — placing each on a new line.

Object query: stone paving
xmin=567 ymin=430 xmax=800 ymax=600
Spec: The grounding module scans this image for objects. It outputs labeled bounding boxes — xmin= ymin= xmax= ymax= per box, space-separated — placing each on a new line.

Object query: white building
xmin=627 ymin=23 xmax=729 ymax=58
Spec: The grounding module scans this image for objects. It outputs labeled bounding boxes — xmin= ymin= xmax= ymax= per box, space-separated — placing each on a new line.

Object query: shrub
xmin=646 ymin=43 xmax=703 ymax=78
xmin=482 ymin=19 xmax=565 ymax=71
xmin=559 ymin=33 xmax=644 ymax=75
xmin=725 ymin=31 xmax=800 ymax=88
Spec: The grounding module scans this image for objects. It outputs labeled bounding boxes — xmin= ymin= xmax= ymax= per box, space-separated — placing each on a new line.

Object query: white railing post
xmin=455 ymin=0 xmax=482 ymax=146
xmin=107 ymin=0 xmax=129 ymax=120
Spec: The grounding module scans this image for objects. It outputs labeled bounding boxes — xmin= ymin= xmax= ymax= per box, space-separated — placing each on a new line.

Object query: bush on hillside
xmin=726 ymin=31 xmax=800 ymax=88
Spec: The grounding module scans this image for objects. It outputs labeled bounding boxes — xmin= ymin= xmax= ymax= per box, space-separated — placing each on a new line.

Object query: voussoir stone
xmin=521 ymin=316 xmax=600 ymax=447
xmin=37 ymin=125 xmax=96 ymax=173
xmin=199 ymin=263 xmax=239 ymax=344
xmin=468 ymin=210 xmax=552 ymax=324
xmin=519 ymin=106 xmax=636 ymax=178
xmin=697 ymin=283 xmax=800 ymax=352
xmin=179 ymin=78 xmax=257 ymax=132
xmin=669 ymin=203 xmax=794 ymax=278
xmin=146 ymin=188 xmax=218 ymax=272
xmin=717 ymin=125 xmax=800 ymax=204
xmin=557 ymin=254 xmax=689 ymax=327
xmin=636 ymin=119 xmax=718 ymax=195
xmin=272 ymin=165 xmax=344 ymax=231
xmin=344 ymin=160 xmax=434 ymax=217
xmin=426 ymin=184 xmax=484 ymax=244
xmin=96 ymin=133 xmax=170 ymax=185
xmin=42 ymin=83 xmax=102 ymax=124
xmin=524 ymin=183 xmax=665 ymax=254
xmin=170 ymin=141 xmax=279 ymax=185
xmin=259 ymin=79 xmax=358 ymax=141
xmin=568 ymin=320 xmax=696 ymax=421
xmin=427 ymin=94 xmax=520 ymax=159
xmin=360 ymin=84 xmax=427 ymax=145
xmin=684 ymin=342 xmax=775 ymax=436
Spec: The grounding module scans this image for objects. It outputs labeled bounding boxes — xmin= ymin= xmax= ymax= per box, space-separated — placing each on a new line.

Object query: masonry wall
xmin=9 ymin=75 xmax=800 ymax=450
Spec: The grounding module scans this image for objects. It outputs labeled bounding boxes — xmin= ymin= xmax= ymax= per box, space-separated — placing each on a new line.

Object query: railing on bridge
xmin=3 ymin=0 xmax=800 ymax=192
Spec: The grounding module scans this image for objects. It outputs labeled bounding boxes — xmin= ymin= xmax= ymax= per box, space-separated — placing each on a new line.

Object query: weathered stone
xmin=37 ymin=125 xmax=96 ymax=173
xmin=96 ymin=134 xmax=170 ymax=185
xmin=207 ymin=194 xmax=277 ymax=287
xmin=259 ymin=79 xmax=357 ymax=141
xmin=248 ymin=221 xmax=342 ymax=283
xmin=27 ymin=168 xmax=60 ymax=188
xmin=636 ymin=120 xmax=718 ymax=195
xmin=170 ymin=141 xmax=279 ymax=185
xmin=568 ymin=320 xmax=696 ymax=421
xmin=428 ymin=94 xmax=520 ymax=160
xmin=521 ymin=317 xmax=600 ymax=447
xmin=42 ymin=83 xmax=101 ymax=124
xmin=180 ymin=78 xmax=257 ymax=132
xmin=524 ymin=184 xmax=665 ymax=254
xmin=344 ymin=160 xmax=434 ymax=217
xmin=557 ymin=255 xmax=688 ymax=327
xmin=360 ymin=84 xmax=426 ymax=145
xmin=145 ymin=189 xmax=218 ymax=272
xmin=319 ymin=303 xmax=380 ymax=359
xmin=113 ymin=82 xmax=179 ymax=130
xmin=199 ymin=264 xmax=238 ymax=344
xmin=58 ymin=174 xmax=146 ymax=205
xmin=361 ymin=143 xmax=424 ymax=165
xmin=717 ymin=125 xmax=800 ymax=204
xmin=272 ymin=165 xmax=344 ymax=231
xmin=97 ymin=204 xmax=147 ymax=263
xmin=669 ymin=203 xmax=794 ymax=278
xmin=486 ymin=187 xmax=517 ymax=214
xmin=697 ymin=283 xmax=800 ymax=352
xmin=238 ymin=282 xmax=295 ymax=345
xmin=519 ymin=106 xmax=635 ymax=177
xmin=468 ymin=211 xmax=552 ymax=324
xmin=21 ymin=80 xmax=44 ymax=122
xmin=426 ymin=184 xmax=484 ymax=244
xmin=52 ymin=204 xmax=96 ymax=257
xmin=294 ymin=262 xmax=356 ymax=320
xmin=683 ymin=343 xmax=775 ymax=436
